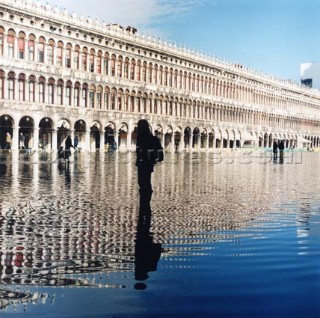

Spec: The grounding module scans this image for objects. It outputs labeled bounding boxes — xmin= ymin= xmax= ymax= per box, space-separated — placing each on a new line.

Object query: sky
xmin=40 ymin=0 xmax=320 ymax=82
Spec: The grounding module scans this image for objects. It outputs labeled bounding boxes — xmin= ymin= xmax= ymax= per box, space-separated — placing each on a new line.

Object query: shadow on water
xmin=134 ymin=194 xmax=162 ymax=290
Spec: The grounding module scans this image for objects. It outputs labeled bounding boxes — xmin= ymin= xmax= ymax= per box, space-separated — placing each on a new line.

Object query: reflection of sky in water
xmin=0 ymin=151 xmax=319 ymax=317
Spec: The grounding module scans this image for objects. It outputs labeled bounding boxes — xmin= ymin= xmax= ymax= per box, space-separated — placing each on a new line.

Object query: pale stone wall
xmin=0 ymin=0 xmax=320 ymax=153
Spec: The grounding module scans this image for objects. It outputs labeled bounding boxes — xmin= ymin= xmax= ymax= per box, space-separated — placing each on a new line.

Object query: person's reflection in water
xmin=134 ymin=199 xmax=162 ymax=290
xmin=58 ymin=161 xmax=71 ymax=185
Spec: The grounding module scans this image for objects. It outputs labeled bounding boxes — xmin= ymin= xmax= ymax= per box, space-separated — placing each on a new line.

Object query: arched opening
xmin=19 ymin=116 xmax=34 ymax=150
xmin=0 ymin=115 xmax=14 ymax=149
xmin=105 ymin=123 xmax=116 ymax=150
xmin=74 ymin=120 xmax=86 ymax=150
xmin=90 ymin=121 xmax=101 ymax=151
xmin=184 ymin=127 xmax=191 ymax=148
xmin=192 ymin=128 xmax=200 ymax=149
xmin=57 ymin=119 xmax=70 ymax=149
xmin=39 ymin=117 xmax=53 ymax=151
xmin=118 ymin=123 xmax=128 ymax=151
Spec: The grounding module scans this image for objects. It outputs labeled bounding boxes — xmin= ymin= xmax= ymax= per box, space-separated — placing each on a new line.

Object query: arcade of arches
xmin=0 ymin=113 xmax=318 ymax=152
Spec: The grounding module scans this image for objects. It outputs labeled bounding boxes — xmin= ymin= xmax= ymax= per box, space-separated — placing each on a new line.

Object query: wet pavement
xmin=0 ymin=150 xmax=319 ymax=317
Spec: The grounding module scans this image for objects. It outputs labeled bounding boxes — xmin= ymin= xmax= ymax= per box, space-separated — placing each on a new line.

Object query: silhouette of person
xmin=134 ymin=201 xmax=162 ymax=290
xmin=279 ymin=140 xmax=285 ymax=161
xmin=65 ymin=134 xmax=74 ymax=161
xmin=136 ymin=119 xmax=156 ymax=205
xmin=273 ymin=141 xmax=278 ymax=160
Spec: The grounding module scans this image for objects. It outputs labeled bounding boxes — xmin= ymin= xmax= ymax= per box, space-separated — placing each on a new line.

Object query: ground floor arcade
xmin=0 ymin=112 xmax=318 ymax=153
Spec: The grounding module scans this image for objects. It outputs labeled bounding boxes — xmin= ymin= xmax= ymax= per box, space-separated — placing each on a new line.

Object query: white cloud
xmin=42 ymin=0 xmax=207 ymax=34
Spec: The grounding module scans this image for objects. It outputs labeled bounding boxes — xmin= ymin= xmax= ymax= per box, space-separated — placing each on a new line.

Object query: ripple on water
xmin=0 ymin=152 xmax=320 ymax=317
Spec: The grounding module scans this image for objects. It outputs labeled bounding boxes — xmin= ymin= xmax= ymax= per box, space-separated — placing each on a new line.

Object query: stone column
xmin=33 ymin=126 xmax=39 ymax=151
xmin=127 ymin=130 xmax=132 ymax=151
xmin=100 ymin=129 xmax=105 ymax=151
xmin=12 ymin=126 xmax=19 ymax=151
xmin=52 ymin=129 xmax=58 ymax=151
xmin=85 ymin=129 xmax=91 ymax=152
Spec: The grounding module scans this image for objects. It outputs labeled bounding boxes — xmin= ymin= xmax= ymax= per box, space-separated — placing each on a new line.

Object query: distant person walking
xmin=273 ymin=141 xmax=278 ymax=160
xmin=279 ymin=140 xmax=285 ymax=161
xmin=65 ymin=134 xmax=74 ymax=161
xmin=136 ymin=119 xmax=156 ymax=205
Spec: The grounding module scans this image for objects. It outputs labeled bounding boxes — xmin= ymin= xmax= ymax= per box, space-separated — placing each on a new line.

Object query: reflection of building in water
xmin=0 ymin=0 xmax=320 ymax=154
xmin=0 ymin=288 xmax=47 ymax=311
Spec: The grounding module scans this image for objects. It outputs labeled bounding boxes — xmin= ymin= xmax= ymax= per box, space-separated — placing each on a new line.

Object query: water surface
xmin=0 ymin=151 xmax=319 ymax=317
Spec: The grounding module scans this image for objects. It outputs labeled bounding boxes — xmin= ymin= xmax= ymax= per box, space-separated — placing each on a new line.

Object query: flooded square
xmin=0 ymin=151 xmax=320 ymax=317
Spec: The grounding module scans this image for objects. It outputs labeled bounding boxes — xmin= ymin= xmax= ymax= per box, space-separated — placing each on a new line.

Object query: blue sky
xmin=44 ymin=0 xmax=320 ymax=82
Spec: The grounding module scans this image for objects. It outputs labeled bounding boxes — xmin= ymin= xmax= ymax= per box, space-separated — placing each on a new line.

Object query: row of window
xmin=0 ymin=70 xmax=318 ymax=131
xmin=1 ymin=27 xmax=317 ymax=115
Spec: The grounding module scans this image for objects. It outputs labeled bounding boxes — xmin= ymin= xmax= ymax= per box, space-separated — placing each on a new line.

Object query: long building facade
xmin=1 ymin=0 xmax=320 ymax=153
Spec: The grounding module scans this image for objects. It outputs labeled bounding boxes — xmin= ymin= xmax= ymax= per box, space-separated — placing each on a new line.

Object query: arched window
xmin=104 ymin=52 xmax=109 ymax=75
xmin=47 ymin=39 xmax=54 ymax=65
xmin=0 ymin=70 xmax=5 ymax=99
xmin=97 ymin=51 xmax=102 ymax=74
xmin=66 ymin=80 xmax=72 ymax=106
xmin=90 ymin=49 xmax=95 ymax=72
xmin=7 ymin=30 xmax=15 ymax=58
xmin=89 ymin=84 xmax=96 ymax=108
xmin=65 ymin=43 xmax=72 ymax=68
xmin=18 ymin=73 xmax=25 ymax=101
xmin=82 ymin=47 xmax=88 ymax=71
xmin=124 ymin=58 xmax=129 ymax=79
xmin=110 ymin=54 xmax=116 ymax=76
xmin=0 ymin=27 xmax=4 ymax=56
xmin=74 ymin=82 xmax=80 ymax=106
xmin=8 ymin=71 xmax=15 ymax=99
xmin=28 ymin=34 xmax=35 ymax=61
xmin=118 ymin=89 xmax=123 ymax=110
xmin=28 ymin=75 xmax=36 ymax=102
xmin=130 ymin=59 xmax=135 ymax=80
xmin=142 ymin=62 xmax=147 ymax=82
xmin=38 ymin=37 xmax=45 ymax=63
xmin=18 ymin=32 xmax=25 ymax=59
xmin=38 ymin=76 xmax=45 ymax=103
xmin=82 ymin=83 xmax=88 ymax=107
xmin=48 ymin=78 xmax=55 ymax=104
xmin=117 ymin=56 xmax=123 ymax=77
xmin=97 ymin=85 xmax=102 ymax=108
xmin=104 ymin=86 xmax=110 ymax=109
xmin=57 ymin=79 xmax=64 ymax=105
xmin=164 ymin=67 xmax=168 ymax=86
xmin=153 ymin=64 xmax=158 ymax=84
xmin=136 ymin=60 xmax=141 ymax=81
xmin=111 ymin=88 xmax=116 ymax=109
xmin=57 ymin=41 xmax=63 ymax=66
xmin=74 ymin=45 xmax=80 ymax=69
xmin=159 ymin=66 xmax=163 ymax=85
xmin=148 ymin=63 xmax=152 ymax=83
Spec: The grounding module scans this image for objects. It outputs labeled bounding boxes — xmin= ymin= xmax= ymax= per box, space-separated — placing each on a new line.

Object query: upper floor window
xmin=47 ymin=40 xmax=54 ymax=65
xmin=82 ymin=48 xmax=88 ymax=71
xmin=38 ymin=37 xmax=45 ymax=63
xmin=0 ymin=28 xmax=4 ymax=56
xmin=18 ymin=32 xmax=25 ymax=59
xmin=8 ymin=72 xmax=15 ymax=99
xmin=18 ymin=74 xmax=25 ymax=101
xmin=90 ymin=49 xmax=95 ymax=73
xmin=7 ymin=30 xmax=15 ymax=58
xmin=65 ymin=44 xmax=72 ymax=68
xmin=56 ymin=41 xmax=63 ymax=66
xmin=97 ymin=52 xmax=102 ymax=74
xmin=28 ymin=75 xmax=35 ymax=102
xmin=28 ymin=35 xmax=35 ymax=61
xmin=74 ymin=46 xmax=80 ymax=70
